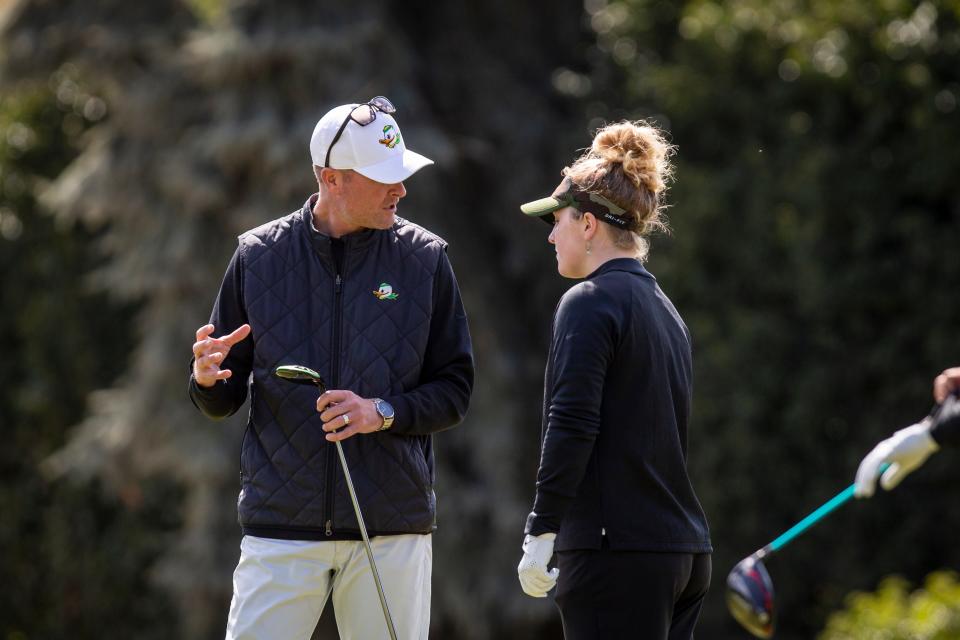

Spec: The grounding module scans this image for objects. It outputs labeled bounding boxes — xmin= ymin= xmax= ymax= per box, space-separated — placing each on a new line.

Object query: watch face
xmin=378 ymin=400 xmax=395 ymax=419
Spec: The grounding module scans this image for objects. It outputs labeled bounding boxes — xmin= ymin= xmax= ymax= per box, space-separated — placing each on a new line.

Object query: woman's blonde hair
xmin=563 ymin=120 xmax=675 ymax=260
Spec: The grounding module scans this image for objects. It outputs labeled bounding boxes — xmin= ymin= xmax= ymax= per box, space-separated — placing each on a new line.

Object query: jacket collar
xmin=585 ymin=257 xmax=653 ymax=281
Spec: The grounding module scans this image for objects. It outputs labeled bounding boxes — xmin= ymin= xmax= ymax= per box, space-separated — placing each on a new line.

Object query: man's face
xmin=341 ymin=171 xmax=407 ymax=230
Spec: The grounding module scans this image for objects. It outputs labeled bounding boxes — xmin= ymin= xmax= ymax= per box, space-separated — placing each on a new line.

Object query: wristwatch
xmin=372 ymin=398 xmax=395 ymax=431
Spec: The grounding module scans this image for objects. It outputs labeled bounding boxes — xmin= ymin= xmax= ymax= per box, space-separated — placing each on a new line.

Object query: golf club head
xmin=274 ymin=364 xmax=326 ymax=391
xmin=726 ymin=554 xmax=775 ymax=638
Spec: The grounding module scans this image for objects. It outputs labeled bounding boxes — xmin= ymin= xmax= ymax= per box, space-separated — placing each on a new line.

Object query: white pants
xmin=225 ymin=534 xmax=432 ymax=640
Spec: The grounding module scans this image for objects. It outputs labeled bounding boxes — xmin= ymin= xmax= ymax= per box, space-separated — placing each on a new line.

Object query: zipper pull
xmin=334 ymin=274 xmax=342 ymax=294
xmin=325 ymin=519 xmax=333 ymax=537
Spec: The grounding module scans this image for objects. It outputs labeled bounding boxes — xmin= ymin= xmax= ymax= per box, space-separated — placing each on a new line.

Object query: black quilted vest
xmin=237 ymin=204 xmax=446 ymax=538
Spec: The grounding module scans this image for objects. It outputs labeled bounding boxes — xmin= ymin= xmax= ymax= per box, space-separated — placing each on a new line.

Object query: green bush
xmin=820 ymin=572 xmax=960 ymax=640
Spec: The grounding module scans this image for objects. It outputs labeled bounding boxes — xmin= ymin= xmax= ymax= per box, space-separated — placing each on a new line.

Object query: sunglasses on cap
xmin=324 ymin=96 xmax=396 ymax=168
xmin=520 ymin=178 xmax=631 ymax=230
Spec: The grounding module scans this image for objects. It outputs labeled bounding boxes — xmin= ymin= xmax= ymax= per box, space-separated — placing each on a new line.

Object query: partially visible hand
xmin=854 ymin=421 xmax=940 ymax=498
xmin=317 ymin=390 xmax=384 ymax=442
xmin=517 ymin=532 xmax=559 ymax=598
xmin=192 ymin=324 xmax=251 ymax=387
xmin=933 ymin=367 xmax=960 ymax=404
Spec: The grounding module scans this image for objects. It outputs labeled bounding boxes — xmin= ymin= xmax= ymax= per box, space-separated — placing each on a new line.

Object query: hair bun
xmin=591 ymin=121 xmax=673 ymax=196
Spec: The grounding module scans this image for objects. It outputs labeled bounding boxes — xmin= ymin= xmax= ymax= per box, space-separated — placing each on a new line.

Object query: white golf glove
xmin=854 ymin=420 xmax=940 ymax=498
xmin=517 ymin=532 xmax=559 ymax=598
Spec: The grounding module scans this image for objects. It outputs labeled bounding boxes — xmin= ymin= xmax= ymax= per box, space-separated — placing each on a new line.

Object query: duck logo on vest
xmin=373 ymin=283 xmax=399 ymax=300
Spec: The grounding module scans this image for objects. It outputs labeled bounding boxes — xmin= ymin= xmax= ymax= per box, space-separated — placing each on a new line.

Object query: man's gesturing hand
xmin=192 ymin=324 xmax=251 ymax=388
xmin=317 ymin=390 xmax=385 ymax=442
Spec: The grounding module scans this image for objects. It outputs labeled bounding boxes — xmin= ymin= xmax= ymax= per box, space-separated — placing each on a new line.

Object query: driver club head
xmin=274 ymin=364 xmax=326 ymax=391
xmin=726 ymin=554 xmax=775 ymax=638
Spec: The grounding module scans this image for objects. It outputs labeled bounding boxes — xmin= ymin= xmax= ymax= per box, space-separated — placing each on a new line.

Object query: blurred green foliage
xmin=820 ymin=572 xmax=960 ymax=639
xmin=0 ymin=79 xmax=180 ymax=639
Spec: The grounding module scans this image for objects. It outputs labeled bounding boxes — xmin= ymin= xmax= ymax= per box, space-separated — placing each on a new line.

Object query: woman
xmin=516 ymin=120 xmax=712 ymax=639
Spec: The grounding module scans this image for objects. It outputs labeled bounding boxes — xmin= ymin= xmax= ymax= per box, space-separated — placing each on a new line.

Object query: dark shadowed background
xmin=2 ymin=0 xmax=959 ymax=638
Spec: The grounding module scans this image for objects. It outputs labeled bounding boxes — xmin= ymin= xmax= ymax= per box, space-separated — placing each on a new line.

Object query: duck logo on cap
xmin=379 ymin=125 xmax=401 ymax=149
xmin=373 ymin=283 xmax=399 ymax=300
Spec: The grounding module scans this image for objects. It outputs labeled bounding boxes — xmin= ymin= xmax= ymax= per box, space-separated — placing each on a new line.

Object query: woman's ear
xmin=583 ymin=212 xmax=599 ymax=240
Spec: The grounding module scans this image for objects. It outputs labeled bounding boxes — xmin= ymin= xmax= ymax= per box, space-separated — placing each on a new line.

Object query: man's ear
xmin=316 ymin=167 xmax=346 ymax=191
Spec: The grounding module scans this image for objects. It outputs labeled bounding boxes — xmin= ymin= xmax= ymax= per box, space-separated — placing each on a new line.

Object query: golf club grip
xmin=768 ymin=462 xmax=890 ymax=553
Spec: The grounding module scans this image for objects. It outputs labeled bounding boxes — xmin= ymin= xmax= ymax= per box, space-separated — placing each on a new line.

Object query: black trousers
xmin=554 ymin=547 xmax=712 ymax=640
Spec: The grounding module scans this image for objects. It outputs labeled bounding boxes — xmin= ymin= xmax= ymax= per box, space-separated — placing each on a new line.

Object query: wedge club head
xmin=274 ymin=364 xmax=326 ymax=390
xmin=726 ymin=553 xmax=775 ymax=639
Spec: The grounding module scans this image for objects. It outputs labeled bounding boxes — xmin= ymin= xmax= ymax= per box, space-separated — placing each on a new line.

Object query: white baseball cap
xmin=309 ymin=99 xmax=434 ymax=184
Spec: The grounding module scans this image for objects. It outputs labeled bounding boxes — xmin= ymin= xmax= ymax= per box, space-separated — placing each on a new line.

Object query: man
xmin=855 ymin=367 xmax=960 ymax=498
xmin=189 ymin=96 xmax=474 ymax=640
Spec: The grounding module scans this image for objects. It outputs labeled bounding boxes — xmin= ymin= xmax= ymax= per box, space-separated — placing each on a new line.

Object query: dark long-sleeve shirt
xmin=525 ymin=258 xmax=712 ymax=553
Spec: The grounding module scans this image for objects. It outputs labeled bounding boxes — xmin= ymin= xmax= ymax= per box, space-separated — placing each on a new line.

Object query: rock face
xmin=2 ymin=1 xmax=589 ymax=637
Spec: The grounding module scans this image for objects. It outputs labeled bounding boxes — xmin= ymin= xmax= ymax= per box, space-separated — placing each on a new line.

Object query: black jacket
xmin=190 ymin=196 xmax=474 ymax=540
xmin=525 ymin=258 xmax=712 ymax=553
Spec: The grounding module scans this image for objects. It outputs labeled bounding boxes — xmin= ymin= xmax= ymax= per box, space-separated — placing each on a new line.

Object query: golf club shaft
xmin=759 ymin=462 xmax=891 ymax=557
xmin=334 ymin=440 xmax=399 ymax=640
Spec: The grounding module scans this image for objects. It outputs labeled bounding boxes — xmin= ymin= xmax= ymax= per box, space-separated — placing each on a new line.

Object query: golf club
xmin=274 ymin=364 xmax=398 ymax=640
xmin=725 ymin=462 xmax=890 ymax=638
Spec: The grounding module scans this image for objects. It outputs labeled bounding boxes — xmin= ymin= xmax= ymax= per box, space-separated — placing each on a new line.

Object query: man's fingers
xmin=195 ymin=324 xmax=215 ymax=342
xmin=194 ymin=324 xmax=249 ymax=358
xmin=321 ymin=411 xmax=354 ymax=432
xmin=221 ymin=324 xmax=252 ymax=347
xmin=325 ymin=424 xmax=360 ymax=442
xmin=193 ymin=324 xmax=217 ymax=357
xmin=200 ymin=352 xmax=224 ymax=365
xmin=317 ymin=390 xmax=350 ymax=412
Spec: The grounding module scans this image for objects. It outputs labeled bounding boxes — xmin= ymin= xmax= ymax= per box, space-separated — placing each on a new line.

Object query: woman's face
xmin=548 ymin=206 xmax=588 ymax=278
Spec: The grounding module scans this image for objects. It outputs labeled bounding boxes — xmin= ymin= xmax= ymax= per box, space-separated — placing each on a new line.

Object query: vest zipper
xmin=324 ymin=272 xmax=344 ymax=536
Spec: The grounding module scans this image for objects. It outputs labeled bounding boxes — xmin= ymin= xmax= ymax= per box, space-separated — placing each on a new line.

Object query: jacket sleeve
xmin=188 ymin=245 xmax=254 ymax=419
xmin=382 ymin=249 xmax=474 ymax=436
xmin=525 ymin=283 xmax=618 ymax=536
xmin=930 ymin=393 xmax=960 ymax=448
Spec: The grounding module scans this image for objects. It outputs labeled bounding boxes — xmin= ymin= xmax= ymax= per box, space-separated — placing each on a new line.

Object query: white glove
xmin=855 ymin=420 xmax=940 ymax=498
xmin=517 ymin=532 xmax=559 ymax=598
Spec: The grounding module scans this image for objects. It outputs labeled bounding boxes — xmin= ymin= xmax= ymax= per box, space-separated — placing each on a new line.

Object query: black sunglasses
xmin=323 ymin=96 xmax=396 ymax=168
